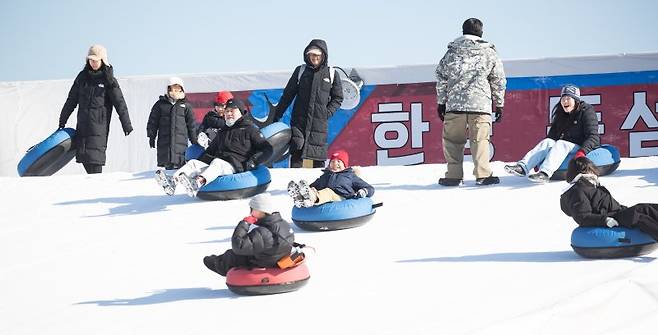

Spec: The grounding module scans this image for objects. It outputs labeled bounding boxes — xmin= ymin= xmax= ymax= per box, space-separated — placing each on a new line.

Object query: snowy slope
xmin=1 ymin=158 xmax=658 ymax=335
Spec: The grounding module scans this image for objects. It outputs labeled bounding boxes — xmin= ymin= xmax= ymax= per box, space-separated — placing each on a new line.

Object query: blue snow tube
xmin=292 ymin=197 xmax=380 ymax=231
xmin=17 ymin=128 xmax=77 ymax=177
xmin=259 ymin=122 xmax=291 ymax=165
xmin=571 ymin=226 xmax=657 ymax=259
xmin=196 ymin=165 xmax=271 ymax=201
xmin=185 ymin=144 xmax=205 ymax=162
xmin=551 ymin=144 xmax=621 ymax=180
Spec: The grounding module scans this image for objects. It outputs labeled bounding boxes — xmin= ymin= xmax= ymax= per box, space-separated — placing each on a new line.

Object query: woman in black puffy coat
xmin=59 ymin=44 xmax=133 ymax=174
xmin=146 ymin=77 xmax=197 ymax=169
xmin=560 ymin=157 xmax=658 ymax=240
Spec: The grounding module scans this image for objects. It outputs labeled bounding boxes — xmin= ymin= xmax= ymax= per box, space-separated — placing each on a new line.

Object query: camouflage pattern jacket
xmin=435 ymin=35 xmax=506 ymax=114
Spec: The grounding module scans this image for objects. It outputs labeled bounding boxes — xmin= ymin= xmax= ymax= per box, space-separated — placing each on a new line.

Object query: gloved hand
xmin=58 ymin=123 xmax=65 ymax=130
xmin=574 ymin=150 xmax=586 ymax=159
xmin=149 ymin=137 xmax=155 ymax=148
xmin=244 ymin=159 xmax=256 ymax=171
xmin=356 ymin=188 xmax=368 ymax=198
xmin=197 ymin=132 xmax=209 ymax=148
xmin=605 ymin=217 xmax=619 ymax=228
xmin=493 ymin=106 xmax=503 ymax=123
xmin=437 ymin=104 xmax=446 ymax=122
xmin=243 ymin=216 xmax=258 ymax=224
xmin=124 ymin=128 xmax=133 ymax=136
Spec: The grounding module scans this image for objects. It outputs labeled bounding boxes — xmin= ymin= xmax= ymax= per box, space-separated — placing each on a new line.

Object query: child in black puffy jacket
xmin=560 ymin=157 xmax=658 ymax=240
xmin=203 ymin=193 xmax=295 ymax=276
xmin=287 ymin=150 xmax=374 ymax=208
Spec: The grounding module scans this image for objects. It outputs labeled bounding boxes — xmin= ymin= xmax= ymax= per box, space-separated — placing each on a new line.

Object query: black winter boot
xmin=438 ymin=178 xmax=463 ymax=186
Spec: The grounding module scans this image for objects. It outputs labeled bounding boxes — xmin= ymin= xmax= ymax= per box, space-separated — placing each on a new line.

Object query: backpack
xmin=297 ymin=64 xmax=336 ymax=85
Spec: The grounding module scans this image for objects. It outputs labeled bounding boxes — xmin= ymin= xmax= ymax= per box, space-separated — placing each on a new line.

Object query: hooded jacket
xmin=59 ymin=63 xmax=133 ymax=165
xmin=274 ymin=39 xmax=344 ymax=160
xmin=199 ymin=115 xmax=273 ymax=173
xmin=231 ymin=213 xmax=295 ymax=268
xmin=547 ymin=101 xmax=600 ymax=153
xmin=435 ymin=35 xmax=506 ymax=114
xmin=560 ymin=174 xmax=626 ymax=227
xmin=146 ymin=95 xmax=197 ymax=167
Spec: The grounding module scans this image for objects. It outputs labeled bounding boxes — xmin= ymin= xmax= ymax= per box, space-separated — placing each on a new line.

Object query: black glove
xmin=493 ymin=106 xmax=503 ymax=123
xmin=58 ymin=123 xmax=65 ymax=129
xmin=244 ymin=159 xmax=256 ymax=171
xmin=437 ymin=104 xmax=446 ymax=121
xmin=149 ymin=137 xmax=155 ymax=148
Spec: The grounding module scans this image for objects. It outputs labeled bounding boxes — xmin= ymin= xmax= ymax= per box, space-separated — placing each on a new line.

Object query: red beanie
xmin=329 ymin=150 xmax=349 ymax=167
xmin=215 ymin=91 xmax=234 ymax=105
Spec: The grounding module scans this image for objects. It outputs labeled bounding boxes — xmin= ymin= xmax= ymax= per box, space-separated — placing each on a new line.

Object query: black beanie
xmin=462 ymin=18 xmax=483 ymax=37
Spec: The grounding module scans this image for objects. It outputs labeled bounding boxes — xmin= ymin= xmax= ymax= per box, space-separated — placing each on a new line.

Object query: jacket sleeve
xmin=231 ymin=221 xmax=274 ymax=256
xmin=108 ymin=77 xmax=133 ymax=134
xmin=352 ymin=175 xmax=375 ymax=198
xmin=185 ymin=105 xmax=198 ymax=145
xmin=309 ymin=173 xmax=327 ymax=190
xmin=146 ymin=102 xmax=160 ymax=139
xmin=578 ymin=105 xmax=600 ymax=153
xmin=247 ymin=129 xmax=273 ymax=167
xmin=560 ymin=189 xmax=607 ymax=227
xmin=205 ymin=112 xmax=225 ymax=129
xmin=546 ymin=106 xmax=560 ymax=140
xmin=435 ymin=57 xmax=448 ymax=105
xmin=59 ymin=74 xmax=81 ymax=127
xmin=274 ymin=67 xmax=301 ymax=121
xmin=326 ymin=70 xmax=343 ymax=117
xmin=487 ymin=50 xmax=507 ymax=108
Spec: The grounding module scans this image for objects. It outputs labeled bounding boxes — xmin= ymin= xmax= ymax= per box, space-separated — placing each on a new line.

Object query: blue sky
xmin=1 ymin=0 xmax=657 ymax=82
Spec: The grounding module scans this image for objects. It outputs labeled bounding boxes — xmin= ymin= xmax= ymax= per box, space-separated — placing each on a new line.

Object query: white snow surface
xmin=2 ymin=158 xmax=658 ymax=335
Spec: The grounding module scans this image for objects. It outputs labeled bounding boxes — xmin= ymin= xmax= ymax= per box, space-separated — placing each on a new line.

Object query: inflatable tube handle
xmin=372 ymin=202 xmax=383 ymax=209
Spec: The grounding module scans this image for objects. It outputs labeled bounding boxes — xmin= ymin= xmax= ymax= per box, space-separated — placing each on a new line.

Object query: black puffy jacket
xmin=547 ymin=101 xmax=600 ymax=153
xmin=274 ymin=39 xmax=343 ymax=160
xmin=59 ymin=64 xmax=132 ymax=165
xmin=560 ymin=177 xmax=627 ymax=227
xmin=197 ymin=109 xmax=225 ymax=141
xmin=146 ymin=95 xmax=197 ymax=167
xmin=200 ymin=116 xmax=273 ymax=173
xmin=231 ymin=213 xmax=294 ymax=268
xmin=310 ymin=167 xmax=375 ymax=199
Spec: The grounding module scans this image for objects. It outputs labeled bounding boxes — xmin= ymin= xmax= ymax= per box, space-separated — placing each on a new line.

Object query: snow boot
xmin=287 ymin=181 xmax=306 ymax=208
xmin=438 ymin=178 xmax=463 ymax=186
xmin=297 ymin=180 xmax=315 ymax=207
xmin=176 ymin=173 xmax=202 ymax=197
xmin=476 ymin=175 xmax=500 ymax=186
xmin=155 ymin=169 xmax=175 ymax=196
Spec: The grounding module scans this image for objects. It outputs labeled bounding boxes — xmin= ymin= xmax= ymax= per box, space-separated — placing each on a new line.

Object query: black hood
xmin=303 ymin=39 xmax=329 ymax=67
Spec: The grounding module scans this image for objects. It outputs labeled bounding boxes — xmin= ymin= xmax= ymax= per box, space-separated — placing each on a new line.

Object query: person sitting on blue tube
xmin=560 ymin=157 xmax=658 ymax=241
xmin=287 ymin=150 xmax=374 ymax=208
xmin=504 ymin=84 xmax=600 ymax=183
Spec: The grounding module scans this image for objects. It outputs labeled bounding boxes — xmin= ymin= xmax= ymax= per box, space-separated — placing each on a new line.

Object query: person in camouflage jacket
xmin=435 ymin=18 xmax=506 ymax=186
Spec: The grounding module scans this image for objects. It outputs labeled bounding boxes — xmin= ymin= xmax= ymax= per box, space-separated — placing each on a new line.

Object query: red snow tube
xmin=226 ymin=263 xmax=310 ymax=295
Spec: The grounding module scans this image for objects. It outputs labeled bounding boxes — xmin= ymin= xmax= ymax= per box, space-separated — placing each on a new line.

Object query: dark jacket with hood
xmin=547 ymin=101 xmax=600 ymax=153
xmin=199 ymin=115 xmax=273 ymax=173
xmin=274 ymin=39 xmax=344 ymax=161
xmin=560 ymin=174 xmax=627 ymax=227
xmin=59 ymin=63 xmax=133 ymax=165
xmin=197 ymin=109 xmax=225 ymax=141
xmin=146 ymin=95 xmax=197 ymax=168
xmin=310 ymin=167 xmax=375 ymax=199
xmin=231 ymin=213 xmax=294 ymax=268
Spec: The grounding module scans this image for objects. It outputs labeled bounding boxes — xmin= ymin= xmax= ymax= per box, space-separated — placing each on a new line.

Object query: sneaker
xmin=476 ymin=176 xmax=500 ymax=186
xmin=287 ymin=181 xmax=305 ymax=208
xmin=176 ymin=173 xmax=202 ymax=197
xmin=528 ymin=171 xmax=550 ymax=183
xmin=297 ymin=180 xmax=316 ymax=207
xmin=155 ymin=169 xmax=175 ymax=196
xmin=504 ymin=164 xmax=525 ymax=177
xmin=438 ymin=178 xmax=463 ymax=186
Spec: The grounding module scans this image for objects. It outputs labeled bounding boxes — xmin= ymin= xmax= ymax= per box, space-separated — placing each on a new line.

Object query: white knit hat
xmin=168 ymin=77 xmax=185 ymax=91
xmin=86 ymin=44 xmax=109 ymax=65
xmin=249 ymin=193 xmax=276 ymax=214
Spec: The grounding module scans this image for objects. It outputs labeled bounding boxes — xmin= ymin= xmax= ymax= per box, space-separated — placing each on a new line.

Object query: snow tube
xmin=226 ymin=263 xmax=310 ymax=295
xmin=571 ymin=226 xmax=658 ymax=259
xmin=259 ymin=122 xmax=291 ymax=165
xmin=17 ymin=128 xmax=76 ymax=177
xmin=185 ymin=144 xmax=205 ymax=162
xmin=292 ymin=197 xmax=379 ymax=231
xmin=196 ymin=165 xmax=271 ymax=201
xmin=551 ymin=144 xmax=621 ymax=180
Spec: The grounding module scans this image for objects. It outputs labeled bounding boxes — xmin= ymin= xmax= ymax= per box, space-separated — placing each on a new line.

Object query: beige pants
xmin=311 ymin=188 xmax=345 ymax=206
xmin=442 ymin=113 xmax=492 ymax=179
